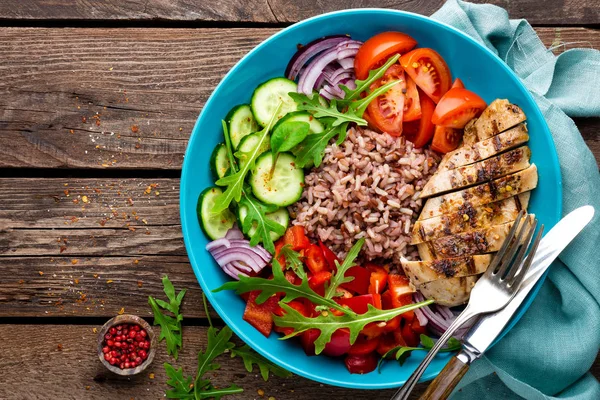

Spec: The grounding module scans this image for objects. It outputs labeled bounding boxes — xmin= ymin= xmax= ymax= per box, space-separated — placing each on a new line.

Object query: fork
xmin=391 ymin=210 xmax=542 ymax=400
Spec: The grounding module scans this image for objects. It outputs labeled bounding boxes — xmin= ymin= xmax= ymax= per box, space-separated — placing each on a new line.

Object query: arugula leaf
xmin=279 ymin=244 xmax=307 ymax=280
xmin=271 ymin=120 xmax=310 ymax=155
xmin=165 ymin=363 xmax=194 ymax=399
xmin=377 ymin=334 xmax=463 ymax=372
xmin=339 ymin=54 xmax=400 ymax=102
xmin=212 ymin=103 xmax=282 ymax=213
xmin=214 ymin=256 xmax=353 ymax=315
xmin=274 ymin=301 xmax=433 ymax=355
xmin=292 ymin=124 xmax=341 ymax=168
xmin=221 ymin=120 xmax=238 ymax=173
xmin=324 ymin=237 xmax=364 ymax=299
xmin=237 ymin=191 xmax=285 ymax=254
xmin=149 ymin=275 xmax=186 ymax=359
xmin=231 ymin=344 xmax=292 ymax=381
xmin=194 ymin=385 xmax=243 ymax=400
xmin=196 ymin=326 xmax=236 ymax=380
xmin=289 ymin=93 xmax=367 ymax=127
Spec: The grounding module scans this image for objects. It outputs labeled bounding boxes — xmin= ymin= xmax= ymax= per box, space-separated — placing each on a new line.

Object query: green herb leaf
xmin=165 ymin=363 xmax=195 ymax=399
xmin=212 ymin=103 xmax=282 ymax=212
xmin=279 ymin=244 xmax=307 ymax=280
xmin=339 ymin=54 xmax=400 ymax=102
xmin=274 ymin=301 xmax=433 ymax=355
xmin=377 ymin=334 xmax=463 ymax=373
xmin=237 ymin=191 xmax=285 ymax=254
xmin=213 ymin=256 xmax=353 ymax=316
xmin=324 ymin=237 xmax=364 ymax=299
xmin=292 ymin=124 xmax=341 ymax=168
xmin=222 ymin=120 xmax=238 ymax=173
xmin=194 ymin=384 xmax=243 ymax=400
xmin=149 ymin=275 xmax=186 ymax=359
xmin=289 ymin=93 xmax=367 ymax=127
xmin=231 ymin=344 xmax=292 ymax=381
xmin=196 ymin=326 xmax=236 ymax=380
xmin=271 ymin=120 xmax=311 ymax=155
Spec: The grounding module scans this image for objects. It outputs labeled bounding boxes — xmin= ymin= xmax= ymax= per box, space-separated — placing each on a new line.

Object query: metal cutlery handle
xmin=391 ymin=306 xmax=478 ymax=400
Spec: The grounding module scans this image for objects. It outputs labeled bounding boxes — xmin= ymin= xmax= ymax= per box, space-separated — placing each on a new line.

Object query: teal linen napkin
xmin=431 ymin=1 xmax=600 ymax=398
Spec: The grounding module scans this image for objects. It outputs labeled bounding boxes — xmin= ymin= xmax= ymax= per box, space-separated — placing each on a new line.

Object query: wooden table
xmin=0 ymin=1 xmax=598 ymax=399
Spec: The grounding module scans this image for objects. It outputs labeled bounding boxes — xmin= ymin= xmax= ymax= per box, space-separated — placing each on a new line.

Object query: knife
xmin=419 ymin=205 xmax=595 ymax=400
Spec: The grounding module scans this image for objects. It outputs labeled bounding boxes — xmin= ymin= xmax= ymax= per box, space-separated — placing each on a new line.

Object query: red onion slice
xmin=337 ymin=48 xmax=359 ymax=60
xmin=414 ymin=307 xmax=429 ymax=327
xmin=338 ymin=57 xmax=355 ymax=70
xmin=227 ymin=240 xmax=272 ymax=262
xmin=298 ymin=47 xmax=340 ymax=95
xmin=285 ymin=35 xmax=349 ymax=80
xmin=319 ymin=88 xmax=335 ymax=100
xmin=212 ymin=247 xmax=265 ymax=271
xmin=331 ymin=72 xmax=355 ymax=86
xmin=225 ymin=226 xmax=245 ymax=240
xmin=205 ymin=237 xmax=230 ymax=252
xmin=231 ymin=260 xmax=253 ymax=273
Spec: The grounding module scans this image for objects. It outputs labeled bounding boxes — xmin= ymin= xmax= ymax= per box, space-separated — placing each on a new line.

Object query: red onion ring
xmin=298 ymin=47 xmax=340 ymax=95
xmin=338 ymin=58 xmax=355 ymax=70
xmin=285 ymin=35 xmax=349 ymax=80
xmin=206 ymin=237 xmax=230 ymax=252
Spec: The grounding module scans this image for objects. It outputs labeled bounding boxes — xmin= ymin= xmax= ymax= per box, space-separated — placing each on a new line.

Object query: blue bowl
xmin=181 ymin=9 xmax=562 ymax=389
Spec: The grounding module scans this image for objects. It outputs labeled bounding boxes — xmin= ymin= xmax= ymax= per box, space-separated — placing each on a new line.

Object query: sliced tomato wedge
xmin=403 ymin=87 xmax=436 ymax=148
xmin=400 ymin=48 xmax=452 ymax=103
xmin=431 ymin=87 xmax=487 ymax=129
xmin=354 ymin=31 xmax=417 ymax=80
xmin=367 ymin=64 xmax=406 ymax=136
xmin=431 ymin=125 xmax=462 ymax=154
xmin=403 ymin=75 xmax=422 ymax=121
xmin=451 ymin=78 xmax=465 ymax=89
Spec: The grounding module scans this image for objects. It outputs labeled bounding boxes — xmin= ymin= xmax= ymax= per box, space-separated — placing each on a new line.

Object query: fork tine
xmin=504 ymin=218 xmax=538 ymax=281
xmin=508 ymin=224 xmax=544 ymax=289
xmin=494 ymin=213 xmax=531 ymax=278
xmin=483 ymin=210 xmax=526 ymax=278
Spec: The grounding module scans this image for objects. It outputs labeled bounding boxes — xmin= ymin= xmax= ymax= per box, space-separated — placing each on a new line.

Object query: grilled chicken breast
xmin=438 ymin=124 xmax=529 ymax=172
xmin=463 ymin=99 xmax=526 ymax=146
xmin=417 ymin=275 xmax=481 ymax=306
xmin=421 ymin=146 xmax=531 ymax=198
xmin=419 ymin=164 xmax=538 ymax=220
xmin=401 ymin=254 xmax=491 ymax=285
xmin=411 ymin=193 xmax=530 ymax=244
xmin=417 ymin=215 xmax=534 ymax=261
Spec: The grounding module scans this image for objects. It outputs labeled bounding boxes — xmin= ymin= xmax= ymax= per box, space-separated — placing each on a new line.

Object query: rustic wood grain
xmin=0 ymin=27 xmax=598 ymax=169
xmin=0 ymin=324 xmax=428 ymax=400
xmin=0 ymin=0 xmax=597 ymax=25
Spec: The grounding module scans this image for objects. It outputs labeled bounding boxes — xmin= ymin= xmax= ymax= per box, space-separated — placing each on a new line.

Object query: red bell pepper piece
xmin=319 ymin=240 xmax=340 ymax=270
xmin=273 ymin=300 xmax=308 ymax=336
xmin=387 ymin=273 xmax=416 ymax=321
xmin=323 ymin=328 xmax=352 ymax=357
xmin=283 ymin=225 xmax=310 ymax=251
xmin=300 ymin=328 xmax=320 ymax=356
xmin=243 ymin=291 xmax=279 ymax=337
xmin=401 ymin=320 xmax=420 ymax=347
xmin=345 ymin=353 xmax=378 ymax=374
xmin=274 ymin=239 xmax=286 ymax=266
xmin=348 ymin=335 xmax=380 ymax=356
xmin=305 ymin=244 xmax=328 ymax=274
xmin=376 ymin=331 xmax=408 ymax=356
xmin=340 ymin=266 xmax=371 ymax=295
xmin=308 ymin=270 xmax=332 ymax=296
xmin=366 ymin=264 xmax=388 ymax=294
xmin=381 ymin=291 xmax=401 ymax=332
xmin=337 ymin=294 xmax=375 ymax=314
xmin=361 ymin=321 xmax=386 ymax=339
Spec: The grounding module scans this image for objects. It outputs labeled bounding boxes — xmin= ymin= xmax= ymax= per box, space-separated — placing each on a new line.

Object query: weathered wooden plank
xmin=0 ymin=27 xmax=598 ymax=169
xmin=0 ymin=0 xmax=597 ymax=25
xmin=0 ymin=255 xmax=211 ymax=318
xmin=0 ymin=324 xmax=431 ymax=399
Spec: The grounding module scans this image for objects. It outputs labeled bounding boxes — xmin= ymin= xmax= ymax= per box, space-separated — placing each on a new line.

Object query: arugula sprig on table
xmin=163 ymin=292 xmax=290 ymax=399
xmin=377 ymin=334 xmax=462 ymax=372
xmin=149 ymin=275 xmax=187 ymax=359
xmin=212 ymin=102 xmax=283 ymax=213
xmin=218 ymin=119 xmax=285 ymax=254
xmin=324 ymin=237 xmax=364 ymax=299
xmin=289 ymin=56 xmax=402 ymax=167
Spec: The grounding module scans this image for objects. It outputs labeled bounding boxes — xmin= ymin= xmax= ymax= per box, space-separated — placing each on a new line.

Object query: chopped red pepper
xmin=361 ymin=321 xmax=386 ymax=339
xmin=273 ymin=300 xmax=309 ymax=336
xmin=305 ymin=244 xmax=328 ymax=274
xmin=381 ymin=291 xmax=401 ymax=332
xmin=319 ymin=241 xmax=340 ymax=270
xmin=348 ymin=335 xmax=380 ymax=356
xmin=243 ymin=291 xmax=279 ymax=337
xmin=376 ymin=331 xmax=408 ymax=356
xmin=300 ymin=328 xmax=320 ymax=356
xmin=308 ymin=270 xmax=332 ymax=296
xmin=387 ymin=273 xmax=415 ymax=320
xmin=366 ymin=264 xmax=388 ymax=294
xmin=345 ymin=353 xmax=378 ymax=374
xmin=340 ymin=266 xmax=371 ymax=295
xmin=337 ymin=294 xmax=375 ymax=314
xmin=323 ymin=328 xmax=352 ymax=357
xmin=283 ymin=225 xmax=310 ymax=251
xmin=274 ymin=239 xmax=286 ymax=266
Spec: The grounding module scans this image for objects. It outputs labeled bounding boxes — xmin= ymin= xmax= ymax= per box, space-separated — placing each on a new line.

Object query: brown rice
xmin=290 ymin=127 xmax=440 ymax=265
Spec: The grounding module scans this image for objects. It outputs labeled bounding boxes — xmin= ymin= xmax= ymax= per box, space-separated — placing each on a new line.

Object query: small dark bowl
xmin=97 ymin=314 xmax=157 ymax=376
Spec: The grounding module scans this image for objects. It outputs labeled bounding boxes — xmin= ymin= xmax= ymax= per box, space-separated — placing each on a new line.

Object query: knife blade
xmin=459 ymin=205 xmax=595 ymax=363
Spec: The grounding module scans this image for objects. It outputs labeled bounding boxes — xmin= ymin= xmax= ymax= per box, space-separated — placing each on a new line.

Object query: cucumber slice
xmin=238 ymin=206 xmax=289 ymax=241
xmin=209 ymin=143 xmax=230 ymax=180
xmin=235 ymin=132 xmax=270 ymax=167
xmin=273 ymin=111 xmax=324 ymax=134
xmin=226 ymin=104 xmax=259 ymax=149
xmin=250 ymin=152 xmax=304 ymax=207
xmin=197 ymin=187 xmax=236 ymax=240
xmin=251 ymin=78 xmax=298 ymax=127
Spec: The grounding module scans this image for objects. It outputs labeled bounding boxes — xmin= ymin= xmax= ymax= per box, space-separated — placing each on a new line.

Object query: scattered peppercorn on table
xmin=0 ymin=1 xmax=598 ymax=399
